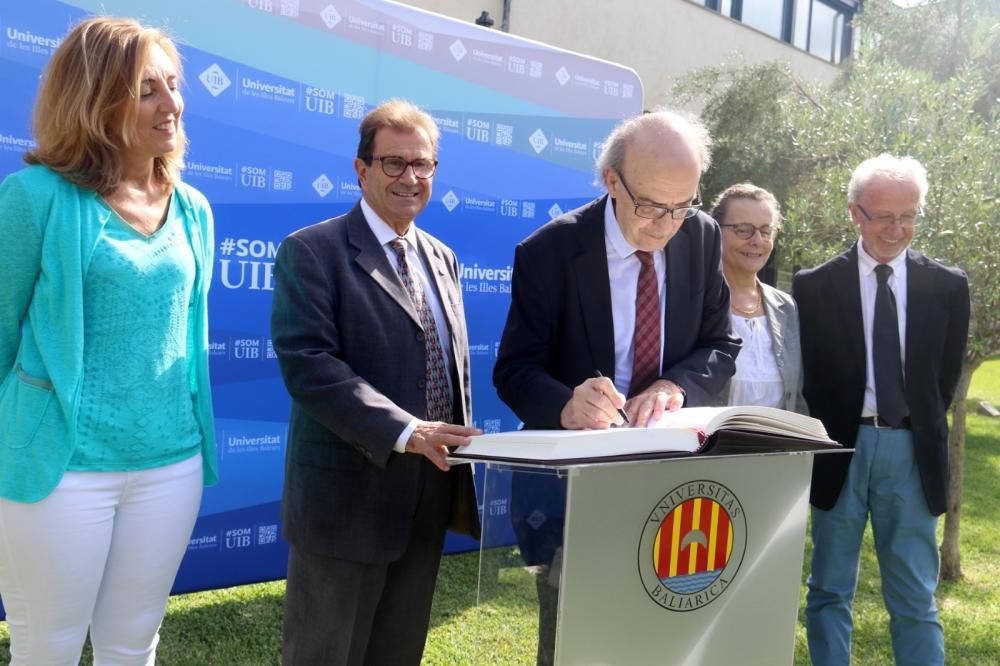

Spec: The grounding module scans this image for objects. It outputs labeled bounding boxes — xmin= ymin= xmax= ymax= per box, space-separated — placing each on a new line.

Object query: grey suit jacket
xmin=714 ymin=282 xmax=805 ymax=413
xmin=271 ymin=203 xmax=478 ymax=564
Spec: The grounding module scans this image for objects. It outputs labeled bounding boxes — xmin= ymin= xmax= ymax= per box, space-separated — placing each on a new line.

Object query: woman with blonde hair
xmin=0 ymin=16 xmax=217 ymax=664
xmin=711 ymin=183 xmax=805 ymax=412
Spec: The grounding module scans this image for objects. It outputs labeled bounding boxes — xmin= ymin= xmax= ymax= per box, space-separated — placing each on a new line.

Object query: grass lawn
xmin=2 ymin=359 xmax=999 ymax=664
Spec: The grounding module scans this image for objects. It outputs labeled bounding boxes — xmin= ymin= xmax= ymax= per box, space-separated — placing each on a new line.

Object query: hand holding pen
xmin=594 ymin=370 xmax=630 ymax=425
xmin=558 ymin=370 xmax=629 ymax=430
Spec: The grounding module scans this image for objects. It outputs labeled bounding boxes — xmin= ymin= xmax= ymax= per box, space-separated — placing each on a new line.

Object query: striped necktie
xmin=389 ymin=238 xmax=453 ymax=423
xmin=630 ymin=250 xmax=661 ymax=398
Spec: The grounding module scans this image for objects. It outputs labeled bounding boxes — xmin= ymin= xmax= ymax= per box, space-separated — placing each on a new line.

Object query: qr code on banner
xmin=258 ymin=524 xmax=278 ymax=545
xmin=279 ymin=0 xmax=299 ymax=17
xmin=483 ymin=419 xmax=502 ymax=434
xmin=272 ymin=170 xmax=293 ymax=191
xmin=495 ymin=123 xmax=513 ymax=146
xmin=343 ymin=94 xmax=366 ymax=119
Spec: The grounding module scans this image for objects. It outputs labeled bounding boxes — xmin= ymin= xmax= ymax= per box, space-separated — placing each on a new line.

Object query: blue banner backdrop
xmin=0 ymin=0 xmax=642 ymax=614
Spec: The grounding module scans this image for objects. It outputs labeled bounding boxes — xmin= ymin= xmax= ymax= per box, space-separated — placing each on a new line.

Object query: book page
xmin=456 ymin=426 xmax=701 ymax=462
xmin=648 ymin=406 xmax=831 ymax=442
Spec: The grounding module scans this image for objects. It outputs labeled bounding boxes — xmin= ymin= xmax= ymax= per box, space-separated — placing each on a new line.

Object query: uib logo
xmin=442 ymin=190 xmax=459 ymax=213
xmin=312 ymin=174 xmax=334 ymax=198
xmin=199 ymin=64 xmax=232 ymax=97
xmin=224 ymin=527 xmax=253 ymax=549
xmin=529 ymin=129 xmax=548 ymax=154
xmin=321 ymin=5 xmax=342 ymax=29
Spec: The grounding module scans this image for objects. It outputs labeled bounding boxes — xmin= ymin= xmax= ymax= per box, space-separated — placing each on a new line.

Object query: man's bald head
xmin=596 ymin=108 xmax=712 ymax=186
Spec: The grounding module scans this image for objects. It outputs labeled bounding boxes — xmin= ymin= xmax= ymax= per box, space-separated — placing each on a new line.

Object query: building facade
xmin=405 ymin=0 xmax=859 ymax=107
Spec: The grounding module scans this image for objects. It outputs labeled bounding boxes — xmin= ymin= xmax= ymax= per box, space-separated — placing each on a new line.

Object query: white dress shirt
xmin=360 ymin=199 xmax=454 ymax=451
xmin=856 ymin=239 xmax=908 ymax=418
xmin=603 ymin=197 xmax=666 ymax=397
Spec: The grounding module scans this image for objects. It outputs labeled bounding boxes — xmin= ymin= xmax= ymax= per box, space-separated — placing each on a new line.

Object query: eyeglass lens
xmin=377 ymin=156 xmax=436 ymax=178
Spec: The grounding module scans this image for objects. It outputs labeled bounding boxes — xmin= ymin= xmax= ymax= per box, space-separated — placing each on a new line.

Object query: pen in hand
xmin=594 ymin=370 xmax=630 ymax=425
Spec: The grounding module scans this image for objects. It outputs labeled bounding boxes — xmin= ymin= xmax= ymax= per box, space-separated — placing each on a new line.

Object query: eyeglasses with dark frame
xmin=856 ymin=204 xmax=921 ymax=228
xmin=720 ymin=223 xmax=778 ymax=240
xmin=614 ymin=169 xmax=702 ymax=220
xmin=367 ymin=155 xmax=438 ymax=179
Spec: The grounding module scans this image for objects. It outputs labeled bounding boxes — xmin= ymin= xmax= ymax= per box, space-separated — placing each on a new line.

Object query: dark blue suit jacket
xmin=271 ymin=203 xmax=478 ymax=564
xmin=494 ymin=195 xmax=739 ymax=425
xmin=793 ymin=245 xmax=969 ymax=515
xmin=492 ymin=195 xmax=739 ymax=563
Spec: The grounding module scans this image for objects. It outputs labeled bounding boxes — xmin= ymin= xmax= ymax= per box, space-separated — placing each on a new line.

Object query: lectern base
xmin=465 ymin=451 xmax=833 ymax=665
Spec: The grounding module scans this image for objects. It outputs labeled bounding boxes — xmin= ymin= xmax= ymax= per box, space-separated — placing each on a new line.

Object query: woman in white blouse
xmin=711 ymin=184 xmax=805 ymax=412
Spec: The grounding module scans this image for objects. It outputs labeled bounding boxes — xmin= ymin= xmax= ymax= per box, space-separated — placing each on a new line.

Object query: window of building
xmin=806 ymin=1 xmax=847 ymax=63
xmin=700 ymin=0 xmax=858 ymax=64
xmin=740 ymin=0 xmax=785 ymax=39
xmin=793 ymin=0 xmax=812 ymax=49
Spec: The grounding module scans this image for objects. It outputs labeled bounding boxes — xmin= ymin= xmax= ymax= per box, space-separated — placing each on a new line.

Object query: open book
xmin=452 ymin=405 xmax=839 ymax=464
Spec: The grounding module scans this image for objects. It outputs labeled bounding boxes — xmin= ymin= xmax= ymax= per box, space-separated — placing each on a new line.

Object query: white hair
xmin=847 ymin=153 xmax=929 ymax=205
xmin=594 ymin=107 xmax=713 ymax=185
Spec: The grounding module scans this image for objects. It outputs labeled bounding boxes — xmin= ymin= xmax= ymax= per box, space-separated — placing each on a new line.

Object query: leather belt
xmin=860 ymin=415 xmax=911 ymax=429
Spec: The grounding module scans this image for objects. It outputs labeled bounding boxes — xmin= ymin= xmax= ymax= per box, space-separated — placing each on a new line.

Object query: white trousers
xmin=0 ymin=453 xmax=203 ymax=666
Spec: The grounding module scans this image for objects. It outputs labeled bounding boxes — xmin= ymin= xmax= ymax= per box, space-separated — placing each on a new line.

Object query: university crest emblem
xmin=637 ymin=480 xmax=747 ymax=611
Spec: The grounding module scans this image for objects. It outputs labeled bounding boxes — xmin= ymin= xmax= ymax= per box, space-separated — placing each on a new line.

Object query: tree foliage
xmin=677 ymin=0 xmax=999 ymax=363
xmin=675 ymin=0 xmax=999 ymax=578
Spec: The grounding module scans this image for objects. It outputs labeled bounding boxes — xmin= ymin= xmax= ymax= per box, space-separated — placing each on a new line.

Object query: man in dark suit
xmin=492 ymin=109 xmax=739 ymax=664
xmin=793 ymin=154 xmax=969 ymax=666
xmin=494 ymin=109 xmax=738 ymax=428
xmin=271 ymin=99 xmax=480 ymax=665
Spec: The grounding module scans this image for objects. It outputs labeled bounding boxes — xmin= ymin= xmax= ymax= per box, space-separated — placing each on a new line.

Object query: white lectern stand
xmin=458 ymin=447 xmax=842 ymax=665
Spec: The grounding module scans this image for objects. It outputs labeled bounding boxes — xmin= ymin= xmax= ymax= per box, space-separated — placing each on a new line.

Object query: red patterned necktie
xmin=630 ymin=250 xmax=661 ymax=398
xmin=389 ymin=238 xmax=453 ymax=423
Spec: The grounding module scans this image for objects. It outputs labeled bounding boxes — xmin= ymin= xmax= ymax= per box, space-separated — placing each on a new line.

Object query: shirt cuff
xmin=394 ymin=419 xmax=418 ymax=453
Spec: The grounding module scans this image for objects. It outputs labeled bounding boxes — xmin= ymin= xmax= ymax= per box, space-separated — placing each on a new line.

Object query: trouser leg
xmin=806 ymin=427 xmax=878 ymax=666
xmin=0 ymin=473 xmax=120 ymax=665
xmin=282 ymin=460 xmax=452 ymax=666
xmin=867 ymin=429 xmax=944 ymax=666
xmin=89 ymin=454 xmax=203 ymax=666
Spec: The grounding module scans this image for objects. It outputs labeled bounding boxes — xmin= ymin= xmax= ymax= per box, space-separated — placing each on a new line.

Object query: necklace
xmin=731 ymin=288 xmax=762 ymax=317
xmin=102 ymin=182 xmax=172 ymax=238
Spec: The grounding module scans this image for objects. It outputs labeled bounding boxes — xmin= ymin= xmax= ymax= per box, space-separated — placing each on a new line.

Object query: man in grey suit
xmin=271 ymin=99 xmax=480 ymax=665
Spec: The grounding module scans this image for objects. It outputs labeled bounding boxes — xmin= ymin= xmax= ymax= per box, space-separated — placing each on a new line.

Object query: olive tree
xmin=677 ymin=0 xmax=999 ymax=579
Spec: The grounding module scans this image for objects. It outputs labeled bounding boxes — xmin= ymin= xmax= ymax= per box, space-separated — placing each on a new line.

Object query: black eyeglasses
xmin=856 ymin=204 xmax=920 ymax=228
xmin=614 ymin=169 xmax=701 ymax=220
xmin=367 ymin=155 xmax=438 ymax=179
xmin=720 ymin=223 xmax=777 ymax=240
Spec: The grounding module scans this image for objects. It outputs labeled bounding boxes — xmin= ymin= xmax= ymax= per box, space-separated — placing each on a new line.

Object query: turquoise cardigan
xmin=0 ymin=165 xmax=219 ymax=502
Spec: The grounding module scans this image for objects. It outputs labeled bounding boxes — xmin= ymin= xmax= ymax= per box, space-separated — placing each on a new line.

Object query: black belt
xmin=860 ymin=416 xmax=911 ymax=429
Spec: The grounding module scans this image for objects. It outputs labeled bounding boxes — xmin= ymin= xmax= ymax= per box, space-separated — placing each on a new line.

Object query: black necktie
xmin=873 ymin=264 xmax=906 ymax=426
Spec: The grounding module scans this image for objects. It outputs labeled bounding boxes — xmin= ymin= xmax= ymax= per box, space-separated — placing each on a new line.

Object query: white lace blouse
xmin=728 ymin=314 xmax=785 ymax=408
